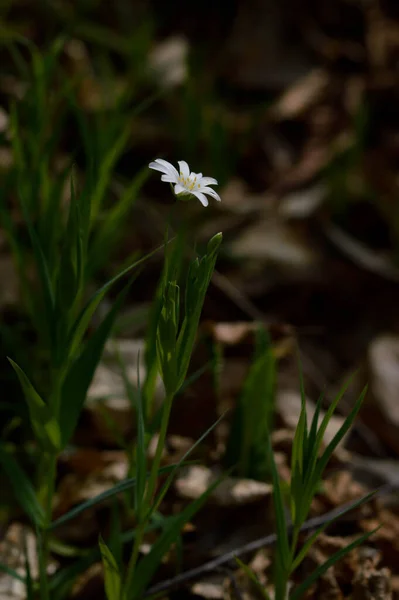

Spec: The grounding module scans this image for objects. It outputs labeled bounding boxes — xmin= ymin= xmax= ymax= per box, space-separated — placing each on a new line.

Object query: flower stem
xmin=124 ymin=392 xmax=174 ymax=598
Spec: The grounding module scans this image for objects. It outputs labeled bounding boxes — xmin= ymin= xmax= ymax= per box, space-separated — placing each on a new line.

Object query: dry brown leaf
xmin=0 ymin=524 xmax=57 ymax=600
xmin=175 ymin=465 xmax=272 ymax=507
xmin=270 ymin=69 xmax=329 ymax=120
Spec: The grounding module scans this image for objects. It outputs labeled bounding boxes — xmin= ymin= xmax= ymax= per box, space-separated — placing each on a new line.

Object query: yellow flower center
xmin=179 ymin=173 xmax=198 ymax=191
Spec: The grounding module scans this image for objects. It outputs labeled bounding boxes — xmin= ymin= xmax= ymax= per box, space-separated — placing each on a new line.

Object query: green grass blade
xmin=134 ymin=352 xmax=147 ymax=519
xmin=290 ymin=528 xmax=378 ymax=600
xmin=235 ymin=557 xmax=272 ymax=600
xmin=152 ymin=412 xmax=227 ymax=516
xmin=291 ymin=490 xmax=375 ymax=573
xmin=99 ymin=535 xmax=122 ymax=600
xmin=314 ymin=374 xmax=357 ymax=456
xmin=0 ymin=445 xmax=45 ymax=527
xmin=313 ymin=386 xmax=367 ymax=485
xmin=17 ymin=187 xmax=56 ymax=341
xmin=304 ymin=392 xmax=323 ymax=472
xmin=128 ymin=478 xmax=221 ymax=599
xmin=7 ymin=359 xmax=61 ymax=452
xmin=68 ymin=241 xmax=167 ymax=358
xmin=90 ymin=127 xmax=131 ymax=221
xmin=49 ymin=520 xmax=163 ymax=598
xmin=298 ymin=355 xmax=309 ymax=443
xmin=0 ymin=563 xmax=25 ymax=583
xmin=268 ymin=438 xmax=290 ymax=572
xmin=49 ymin=464 xmax=179 ymax=530
xmin=108 ymin=500 xmax=123 ymax=569
xmin=225 ymin=327 xmax=275 ymax=480
xmin=88 ymin=169 xmax=149 ymax=275
xmin=60 ymin=280 xmax=133 ymax=448
xmin=23 ymin=530 xmax=34 ymax=600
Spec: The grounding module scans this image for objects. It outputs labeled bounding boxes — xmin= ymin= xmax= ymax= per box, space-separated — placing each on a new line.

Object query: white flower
xmin=149 ymin=158 xmax=221 ymax=207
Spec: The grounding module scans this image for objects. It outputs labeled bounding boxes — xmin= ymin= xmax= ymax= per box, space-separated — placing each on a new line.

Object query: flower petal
xmin=200 ymin=187 xmax=221 ymax=201
xmin=198 ymin=176 xmax=218 ymax=186
xmin=178 ymin=160 xmax=190 ymax=177
xmin=149 ymin=161 xmax=168 ymax=174
xmin=174 ymin=183 xmax=186 ymax=195
xmin=161 ymin=174 xmax=177 ymax=182
xmin=192 ymin=191 xmax=209 ymax=207
xmin=149 ymin=159 xmax=179 ymax=181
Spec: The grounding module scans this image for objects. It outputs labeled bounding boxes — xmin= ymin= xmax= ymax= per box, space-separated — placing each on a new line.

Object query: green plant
xmin=0 ymin=62 xmax=224 ymax=595
xmin=239 ymin=373 xmax=377 ymax=599
xmin=225 ymin=326 xmax=275 ymax=481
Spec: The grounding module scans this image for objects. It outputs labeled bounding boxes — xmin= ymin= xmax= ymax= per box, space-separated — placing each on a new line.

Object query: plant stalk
xmin=124 ymin=392 xmax=174 ymax=597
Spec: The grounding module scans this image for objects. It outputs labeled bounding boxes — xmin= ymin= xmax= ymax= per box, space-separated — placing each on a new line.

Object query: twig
xmin=145 ymin=482 xmax=399 ymax=597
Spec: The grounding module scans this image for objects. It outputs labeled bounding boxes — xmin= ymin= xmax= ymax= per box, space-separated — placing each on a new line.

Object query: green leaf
xmin=50 ymin=518 xmax=166 ymax=599
xmin=152 ymin=412 xmax=227 ymax=517
xmin=156 ymin=281 xmax=180 ymax=395
xmin=108 ymin=500 xmax=123 ymax=570
xmin=17 ymin=186 xmax=55 ymax=341
xmin=128 ymin=477 xmax=221 ymax=599
xmin=176 ymin=233 xmax=222 ymax=390
xmin=99 ymin=535 xmax=122 ymax=600
xmin=49 ymin=464 xmax=180 ymax=530
xmin=88 ymin=169 xmax=149 ymax=275
xmin=68 ymin=242 xmax=167 ymax=359
xmin=90 ymin=126 xmax=131 ymax=221
xmin=60 ymin=280 xmax=132 ymax=448
xmin=0 ymin=563 xmax=25 ymax=583
xmin=290 ymin=528 xmax=379 ymax=600
xmin=55 ymin=174 xmax=82 ymax=316
xmin=142 ymin=232 xmax=184 ymax=418
xmin=235 ymin=558 xmax=272 ymax=600
xmin=225 ymin=328 xmax=275 ymax=480
xmin=134 ymin=352 xmax=147 ymax=519
xmin=313 ymin=374 xmax=356 ymax=458
xmin=23 ymin=524 xmax=34 ymax=600
xmin=303 ymin=392 xmax=323 ymax=473
xmin=290 ymin=490 xmax=375 ymax=573
xmin=268 ymin=438 xmax=290 ymax=573
xmin=0 ymin=445 xmax=45 ymax=527
xmin=8 ymin=359 xmax=61 ymax=452
xmin=313 ymin=386 xmax=367 ymax=486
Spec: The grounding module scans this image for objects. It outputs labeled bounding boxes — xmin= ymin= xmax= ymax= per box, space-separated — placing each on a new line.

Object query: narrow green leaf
xmin=8 ymin=359 xmax=61 ymax=452
xmin=235 ymin=558 xmax=272 ymax=600
xmin=23 ymin=528 xmax=34 ymax=600
xmin=314 ymin=374 xmax=356 ymax=457
xmin=304 ymin=392 xmax=323 ymax=472
xmin=152 ymin=412 xmax=227 ymax=517
xmin=50 ymin=521 xmax=164 ymax=596
xmin=49 ymin=464 xmax=180 ymax=530
xmin=134 ymin=351 xmax=147 ymax=519
xmin=90 ymin=126 xmax=131 ymax=221
xmin=99 ymin=535 xmax=122 ymax=600
xmin=268 ymin=439 xmax=290 ymax=573
xmin=88 ymin=169 xmax=149 ymax=275
xmin=176 ymin=233 xmax=222 ymax=390
xmin=313 ymin=387 xmax=367 ymax=486
xmin=290 ymin=528 xmax=379 ymax=600
xmin=0 ymin=445 xmax=45 ymax=527
xmin=297 ymin=356 xmax=309 ymax=444
xmin=108 ymin=500 xmax=123 ymax=570
xmin=17 ymin=187 xmax=55 ymax=334
xmin=291 ymin=490 xmax=375 ymax=573
xmin=60 ymin=280 xmax=132 ymax=448
xmin=129 ymin=478 xmax=221 ymax=599
xmin=156 ymin=281 xmax=180 ymax=395
xmin=0 ymin=562 xmax=25 ymax=583
xmin=68 ymin=242 xmax=167 ymax=358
